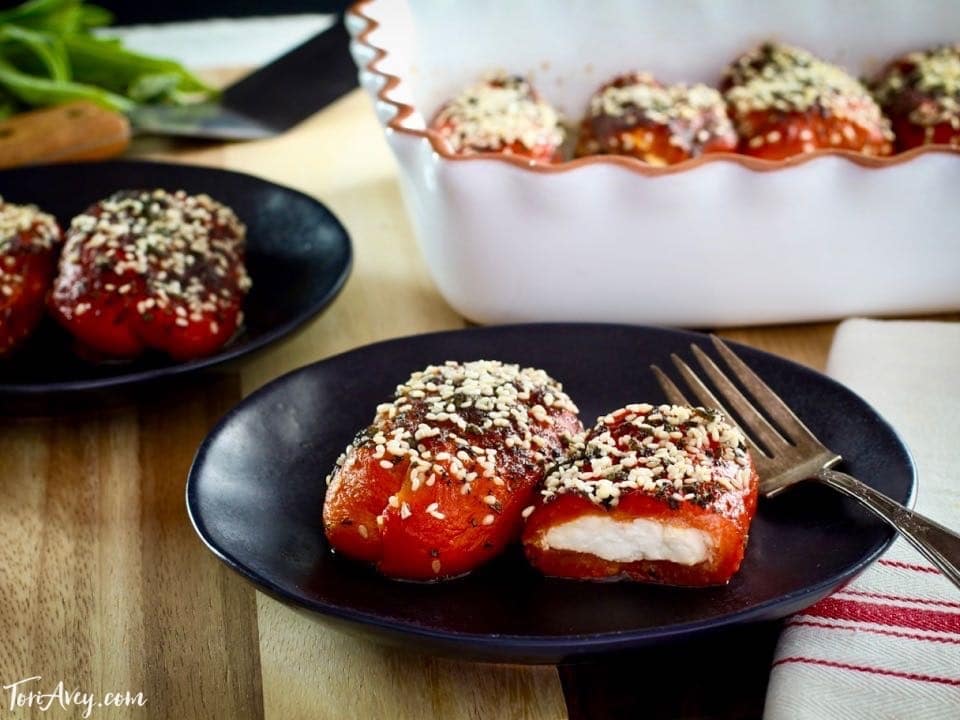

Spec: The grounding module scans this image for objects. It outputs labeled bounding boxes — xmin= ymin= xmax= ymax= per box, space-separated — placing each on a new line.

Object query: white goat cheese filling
xmin=541 ymin=516 xmax=713 ymax=566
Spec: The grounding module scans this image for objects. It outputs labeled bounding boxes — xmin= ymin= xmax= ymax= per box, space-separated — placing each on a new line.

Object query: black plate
xmin=186 ymin=324 xmax=915 ymax=663
xmin=0 ymin=160 xmax=351 ymax=403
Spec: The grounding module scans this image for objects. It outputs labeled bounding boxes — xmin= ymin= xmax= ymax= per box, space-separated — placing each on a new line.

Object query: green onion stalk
xmin=0 ymin=0 xmax=215 ymax=120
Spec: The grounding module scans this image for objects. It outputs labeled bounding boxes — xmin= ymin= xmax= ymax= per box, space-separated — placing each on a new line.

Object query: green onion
xmin=0 ymin=24 xmax=70 ymax=81
xmin=0 ymin=55 xmax=133 ymax=112
xmin=0 ymin=0 xmax=215 ymax=118
xmin=64 ymin=33 xmax=214 ymax=101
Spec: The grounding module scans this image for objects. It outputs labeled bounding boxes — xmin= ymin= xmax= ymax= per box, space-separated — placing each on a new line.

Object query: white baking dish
xmin=346 ymin=0 xmax=960 ymax=327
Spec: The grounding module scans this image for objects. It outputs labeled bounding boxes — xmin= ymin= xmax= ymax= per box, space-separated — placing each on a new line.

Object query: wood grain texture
xmin=257 ymin=608 xmax=566 ymax=720
xmin=718 ymin=322 xmax=838 ymax=371
xmin=0 ymin=379 xmax=263 ymax=719
xmin=717 ymin=313 xmax=960 ymax=373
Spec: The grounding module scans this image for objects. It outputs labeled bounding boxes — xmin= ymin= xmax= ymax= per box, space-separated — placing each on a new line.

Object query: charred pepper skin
xmin=523 ymin=404 xmax=759 ymax=587
xmin=49 ymin=189 xmax=251 ymax=361
xmin=323 ymin=360 xmax=583 ymax=581
xmin=431 ymin=74 xmax=565 ymax=162
xmin=576 ymin=72 xmax=738 ymax=165
xmin=724 ymin=43 xmax=893 ymax=160
xmin=872 ymin=45 xmax=960 ymax=152
xmin=0 ymin=199 xmax=61 ymax=356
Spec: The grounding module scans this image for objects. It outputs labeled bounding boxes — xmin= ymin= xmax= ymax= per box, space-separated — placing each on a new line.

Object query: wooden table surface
xmin=0 ymin=86 xmax=934 ymax=719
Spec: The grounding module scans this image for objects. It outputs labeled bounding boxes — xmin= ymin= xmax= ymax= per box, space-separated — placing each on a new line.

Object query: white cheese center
xmin=542 ymin=516 xmax=713 ymax=566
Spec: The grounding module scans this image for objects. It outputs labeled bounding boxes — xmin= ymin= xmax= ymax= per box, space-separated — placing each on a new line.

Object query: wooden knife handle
xmin=0 ymin=101 xmax=131 ymax=170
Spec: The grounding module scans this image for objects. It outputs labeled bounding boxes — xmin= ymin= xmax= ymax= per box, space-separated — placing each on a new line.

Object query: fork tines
xmin=651 ymin=336 xmax=817 ymax=459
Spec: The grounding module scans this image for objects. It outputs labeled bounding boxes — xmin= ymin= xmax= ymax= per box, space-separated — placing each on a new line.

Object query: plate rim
xmin=186 ymin=322 xmax=916 ymax=655
xmin=0 ymin=159 xmax=353 ymax=396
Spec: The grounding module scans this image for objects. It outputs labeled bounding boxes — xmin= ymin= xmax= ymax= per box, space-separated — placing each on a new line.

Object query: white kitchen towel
xmin=764 ymin=319 xmax=960 ymax=719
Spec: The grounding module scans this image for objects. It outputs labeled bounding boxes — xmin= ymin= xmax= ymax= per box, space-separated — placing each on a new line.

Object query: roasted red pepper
xmin=0 ymin=199 xmax=61 ymax=355
xmin=724 ymin=43 xmax=893 ymax=160
xmin=523 ymin=404 xmax=759 ymax=586
xmin=431 ymin=74 xmax=565 ymax=162
xmin=49 ymin=189 xmax=250 ymax=361
xmin=576 ymin=72 xmax=738 ymax=165
xmin=872 ymin=45 xmax=960 ymax=152
xmin=323 ymin=360 xmax=583 ymax=581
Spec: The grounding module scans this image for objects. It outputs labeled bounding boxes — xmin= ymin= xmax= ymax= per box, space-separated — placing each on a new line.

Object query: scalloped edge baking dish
xmin=347 ymin=0 xmax=960 ymax=326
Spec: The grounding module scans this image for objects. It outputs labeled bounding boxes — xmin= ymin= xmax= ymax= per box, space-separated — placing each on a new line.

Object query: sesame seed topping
xmin=325 ymin=360 xmax=584 ymax=544
xmin=0 ymin=198 xmax=61 ymax=302
xmin=482 ymin=514 xmax=495 ymax=526
xmin=328 ymin=360 xmax=580 ymax=507
xmin=433 ymin=73 xmax=564 ymax=155
xmin=585 ymin=72 xmax=736 ymax=158
xmin=0 ymin=199 xmax=59 ymax=254
xmin=873 ymin=45 xmax=960 ymax=131
xmin=52 ymin=189 xmax=250 ymax=330
xmin=543 ymin=404 xmax=752 ymax=510
xmin=725 ymin=43 xmax=892 ymax=142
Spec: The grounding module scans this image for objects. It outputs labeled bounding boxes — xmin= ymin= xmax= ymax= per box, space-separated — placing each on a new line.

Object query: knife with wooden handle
xmin=0 ymin=20 xmax=356 ymax=168
xmin=0 ymin=101 xmax=131 ymax=170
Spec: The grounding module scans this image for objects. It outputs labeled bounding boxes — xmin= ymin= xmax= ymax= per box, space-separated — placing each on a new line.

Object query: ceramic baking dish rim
xmin=347 ymin=0 xmax=960 ymax=177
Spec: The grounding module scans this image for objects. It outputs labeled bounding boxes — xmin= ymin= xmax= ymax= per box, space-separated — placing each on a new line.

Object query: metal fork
xmin=652 ymin=335 xmax=960 ymax=590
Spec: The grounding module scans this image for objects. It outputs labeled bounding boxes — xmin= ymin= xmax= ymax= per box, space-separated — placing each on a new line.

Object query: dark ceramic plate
xmin=187 ymin=324 xmax=915 ymax=663
xmin=0 ymin=161 xmax=351 ymax=403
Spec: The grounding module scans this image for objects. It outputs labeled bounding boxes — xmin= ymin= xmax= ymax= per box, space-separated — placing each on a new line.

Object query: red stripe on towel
xmin=773 ymin=657 xmax=960 ymax=686
xmin=878 ymin=559 xmax=941 ymax=574
xmin=786 ymin=619 xmax=960 ymax=645
xmin=800 ymin=598 xmax=960 ymax=633
xmin=840 ymin=590 xmax=960 ymax=609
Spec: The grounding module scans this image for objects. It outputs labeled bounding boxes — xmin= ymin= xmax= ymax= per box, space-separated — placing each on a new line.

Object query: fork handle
xmin=816 ymin=469 xmax=960 ymax=590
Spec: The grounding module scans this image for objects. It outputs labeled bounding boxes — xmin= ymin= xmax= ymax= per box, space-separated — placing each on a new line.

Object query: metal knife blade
xmin=129 ymin=19 xmax=358 ymax=140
